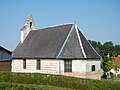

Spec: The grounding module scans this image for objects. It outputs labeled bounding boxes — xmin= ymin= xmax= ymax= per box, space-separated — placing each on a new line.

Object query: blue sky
xmin=0 ymin=0 xmax=120 ymax=51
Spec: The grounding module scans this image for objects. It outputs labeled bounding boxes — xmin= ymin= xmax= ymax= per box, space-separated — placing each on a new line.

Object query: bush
xmin=0 ymin=72 xmax=120 ymax=90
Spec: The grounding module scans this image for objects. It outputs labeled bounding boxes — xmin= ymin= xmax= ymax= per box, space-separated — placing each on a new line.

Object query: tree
xmin=102 ymin=41 xmax=114 ymax=56
xmin=102 ymin=56 xmax=114 ymax=79
xmin=88 ymin=40 xmax=102 ymax=55
xmin=114 ymin=45 xmax=120 ymax=56
xmin=89 ymin=40 xmax=120 ymax=78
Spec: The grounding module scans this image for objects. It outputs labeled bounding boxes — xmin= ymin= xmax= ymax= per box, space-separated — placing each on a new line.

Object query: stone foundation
xmin=58 ymin=70 xmax=101 ymax=80
xmin=86 ymin=70 xmax=101 ymax=80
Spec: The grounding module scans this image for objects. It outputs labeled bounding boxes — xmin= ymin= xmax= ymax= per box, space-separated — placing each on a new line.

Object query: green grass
xmin=0 ymin=72 xmax=120 ymax=90
xmin=0 ymin=82 xmax=74 ymax=90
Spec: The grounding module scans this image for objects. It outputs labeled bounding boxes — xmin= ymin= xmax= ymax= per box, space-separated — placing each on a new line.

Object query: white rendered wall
xmin=59 ymin=59 xmax=100 ymax=73
xmin=72 ymin=60 xmax=86 ymax=72
xmin=12 ymin=59 xmax=58 ymax=74
xmin=12 ymin=59 xmax=101 ymax=79
xmin=86 ymin=59 xmax=101 ymax=72
xmin=12 ymin=59 xmax=100 ymax=73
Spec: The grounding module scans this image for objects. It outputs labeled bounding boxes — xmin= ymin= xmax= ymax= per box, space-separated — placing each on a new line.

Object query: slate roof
xmin=78 ymin=28 xmax=100 ymax=59
xmin=0 ymin=46 xmax=12 ymax=54
xmin=0 ymin=46 xmax=12 ymax=61
xmin=12 ymin=23 xmax=101 ymax=59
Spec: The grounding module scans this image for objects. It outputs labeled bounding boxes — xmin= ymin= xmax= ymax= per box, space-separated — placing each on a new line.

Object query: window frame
xmin=64 ymin=60 xmax=72 ymax=72
xmin=23 ymin=59 xmax=26 ymax=69
xmin=91 ymin=65 xmax=95 ymax=71
xmin=36 ymin=59 xmax=41 ymax=70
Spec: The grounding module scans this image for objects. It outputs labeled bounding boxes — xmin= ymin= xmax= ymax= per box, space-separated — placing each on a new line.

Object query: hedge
xmin=0 ymin=72 xmax=120 ymax=90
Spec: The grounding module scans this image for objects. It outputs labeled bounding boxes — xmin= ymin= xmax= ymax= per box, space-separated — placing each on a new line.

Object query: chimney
xmin=21 ymin=14 xmax=36 ymax=43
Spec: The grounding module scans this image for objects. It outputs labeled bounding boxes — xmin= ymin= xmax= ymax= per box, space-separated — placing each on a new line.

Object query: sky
xmin=0 ymin=0 xmax=120 ymax=51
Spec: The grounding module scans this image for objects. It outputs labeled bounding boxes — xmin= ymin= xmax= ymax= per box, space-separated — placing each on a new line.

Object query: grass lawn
xmin=0 ymin=82 xmax=74 ymax=90
xmin=1 ymin=72 xmax=120 ymax=90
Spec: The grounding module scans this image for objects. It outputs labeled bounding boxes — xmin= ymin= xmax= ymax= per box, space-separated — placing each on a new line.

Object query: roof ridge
xmin=56 ymin=23 xmax=75 ymax=58
xmin=75 ymin=24 xmax=87 ymax=58
xmin=36 ymin=22 xmax=74 ymax=31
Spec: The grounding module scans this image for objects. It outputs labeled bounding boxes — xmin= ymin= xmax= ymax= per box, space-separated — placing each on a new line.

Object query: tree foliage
xmin=89 ymin=40 xmax=120 ymax=72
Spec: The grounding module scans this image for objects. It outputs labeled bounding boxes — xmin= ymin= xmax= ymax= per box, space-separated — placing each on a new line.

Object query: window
xmin=64 ymin=60 xmax=72 ymax=72
xmin=23 ymin=59 xmax=26 ymax=69
xmin=37 ymin=59 xmax=41 ymax=70
xmin=92 ymin=65 xmax=95 ymax=71
xmin=30 ymin=22 xmax=32 ymax=28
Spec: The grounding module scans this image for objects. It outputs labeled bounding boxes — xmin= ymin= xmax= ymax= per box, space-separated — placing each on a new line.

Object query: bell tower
xmin=21 ymin=14 xmax=36 ymax=43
